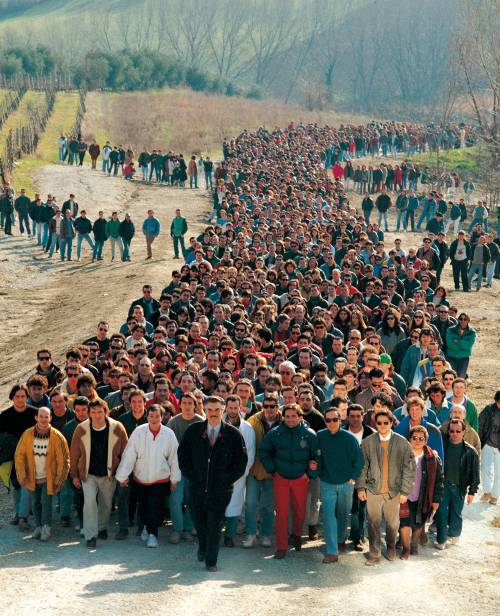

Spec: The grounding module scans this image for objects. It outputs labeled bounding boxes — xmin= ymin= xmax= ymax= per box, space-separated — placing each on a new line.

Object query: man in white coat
xmin=115 ymin=404 xmax=181 ymax=548
xmin=223 ymin=395 xmax=256 ymax=547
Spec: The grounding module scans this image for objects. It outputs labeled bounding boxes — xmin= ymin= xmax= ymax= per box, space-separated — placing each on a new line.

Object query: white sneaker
xmin=140 ymin=529 xmax=149 ymax=541
xmin=448 ymin=536 xmax=460 ymax=545
xmin=434 ymin=541 xmax=448 ymax=550
xmin=242 ymin=534 xmax=256 ymax=548
xmin=147 ymin=534 xmax=158 ymax=548
xmin=40 ymin=525 xmax=51 ymax=541
xmin=32 ymin=526 xmax=42 ymax=539
xmin=260 ymin=535 xmax=272 ymax=548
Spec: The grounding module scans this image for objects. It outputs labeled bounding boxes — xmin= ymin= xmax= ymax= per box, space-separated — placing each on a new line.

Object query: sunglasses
xmin=263 ymin=404 xmax=277 ymax=409
xmin=38 ymin=356 xmax=50 ymax=361
xmin=376 ymin=420 xmax=390 ymax=426
xmin=411 ymin=435 xmax=425 ymax=442
xmin=325 ymin=417 xmax=340 ymax=423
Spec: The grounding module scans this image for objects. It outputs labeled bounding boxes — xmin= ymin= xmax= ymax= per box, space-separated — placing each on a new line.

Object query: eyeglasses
xmin=111 ymin=345 xmax=121 ymax=350
xmin=376 ymin=420 xmax=390 ymax=426
xmin=38 ymin=356 xmax=50 ymax=361
xmin=459 ymin=317 xmax=469 ymax=322
xmin=350 ymin=336 xmax=361 ymax=340
xmin=411 ymin=435 xmax=425 ymax=442
xmin=449 ymin=429 xmax=463 ymax=434
xmin=98 ymin=327 xmax=109 ymax=332
xmin=263 ymin=404 xmax=277 ymax=409
xmin=325 ymin=417 xmax=340 ymax=423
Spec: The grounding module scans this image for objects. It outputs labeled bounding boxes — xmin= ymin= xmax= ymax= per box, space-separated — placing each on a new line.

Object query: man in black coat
xmin=178 ymin=396 xmax=247 ymax=572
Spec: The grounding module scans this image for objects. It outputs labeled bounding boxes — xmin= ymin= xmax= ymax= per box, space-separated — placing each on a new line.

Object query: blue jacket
xmin=400 ymin=344 xmax=421 ymax=386
xmin=394 ymin=416 xmax=444 ymax=462
xmin=142 ymin=217 xmax=161 ymax=237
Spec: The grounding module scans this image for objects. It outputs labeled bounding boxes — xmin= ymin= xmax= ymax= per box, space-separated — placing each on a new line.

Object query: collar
xmin=379 ymin=432 xmax=392 ymax=442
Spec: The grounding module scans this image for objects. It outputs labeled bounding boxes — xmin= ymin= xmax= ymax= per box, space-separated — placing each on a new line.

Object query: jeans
xmin=173 ymin=235 xmax=186 ymax=258
xmin=102 ymin=159 xmax=110 ymax=173
xmin=377 ymin=210 xmax=389 ymax=230
xmin=448 ymin=357 xmax=470 ymax=379
xmin=452 ymin=260 xmax=469 ymax=291
xmin=468 ymin=218 xmax=485 ymax=233
xmin=244 ymin=475 xmax=274 ymax=537
xmin=417 ymin=205 xmax=434 ymax=230
xmin=225 ymin=516 xmax=238 ymax=539
xmin=205 ymin=171 xmax=213 ymax=189
xmin=486 ymin=261 xmax=495 ymax=286
xmin=60 ymin=478 xmax=83 ymax=525
xmin=82 ymin=474 xmax=116 ymax=541
xmin=362 ymin=208 xmax=372 ymax=224
xmin=436 ymin=481 xmax=465 ymax=543
xmin=77 ymin=233 xmax=95 ymax=258
xmin=32 ymin=482 xmax=53 ymax=527
xmin=189 ymin=174 xmax=198 ymax=189
xmin=145 ymin=236 xmax=156 ymax=258
xmin=446 ymin=218 xmax=461 ymax=235
xmin=18 ymin=213 xmax=31 ymax=235
xmin=406 ymin=210 xmax=416 ymax=232
xmin=396 ymin=211 xmax=408 ymax=232
xmin=12 ymin=481 xmax=30 ymax=518
xmin=109 ymin=237 xmax=123 ymax=259
xmin=122 ymin=239 xmax=131 ymax=260
xmin=306 ymin=476 xmax=321 ymax=526
xmin=481 ymin=444 xmax=500 ymax=498
xmin=48 ymin=233 xmax=59 ymax=257
xmin=60 ymin=236 xmax=73 ymax=260
xmin=366 ymin=492 xmax=400 ymax=558
xmin=92 ymin=240 xmax=104 ymax=260
xmin=468 ymin=262 xmax=483 ymax=290
xmin=141 ymin=166 xmax=148 ymax=181
xmin=36 ymin=222 xmax=43 ymax=246
xmin=170 ymin=474 xmax=194 ymax=532
xmin=320 ymin=481 xmax=354 ymax=556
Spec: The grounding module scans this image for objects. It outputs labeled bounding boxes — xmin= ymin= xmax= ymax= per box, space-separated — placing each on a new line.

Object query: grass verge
xmin=409 ymin=146 xmax=479 ymax=175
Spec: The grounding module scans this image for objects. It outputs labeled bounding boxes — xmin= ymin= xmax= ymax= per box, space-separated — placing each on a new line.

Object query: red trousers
xmin=273 ymin=473 xmax=309 ymax=550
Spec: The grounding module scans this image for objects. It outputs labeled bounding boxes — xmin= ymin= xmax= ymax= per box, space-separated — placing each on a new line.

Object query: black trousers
xmin=452 ymin=260 xmax=469 ymax=291
xmin=190 ymin=491 xmax=231 ymax=567
xmin=132 ymin=478 xmax=169 ymax=537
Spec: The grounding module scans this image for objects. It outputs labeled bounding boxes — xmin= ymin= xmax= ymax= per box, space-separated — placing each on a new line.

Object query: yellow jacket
xmin=14 ymin=427 xmax=70 ymax=495
xmin=247 ymin=410 xmax=282 ymax=481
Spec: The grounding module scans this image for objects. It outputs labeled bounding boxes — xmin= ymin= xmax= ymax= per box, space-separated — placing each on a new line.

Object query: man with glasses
xmin=128 ymin=285 xmax=160 ymax=319
xmin=435 ymin=418 xmax=479 ymax=549
xmin=317 ymin=407 xmax=363 ymax=563
xmin=354 ymin=368 xmax=402 ymax=412
xmin=83 ymin=321 xmax=111 ymax=357
xmin=35 ymin=349 xmax=63 ymax=391
xmin=357 ymin=408 xmax=415 ymax=565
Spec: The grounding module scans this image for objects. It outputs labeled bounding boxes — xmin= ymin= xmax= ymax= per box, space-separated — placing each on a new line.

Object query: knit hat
xmin=379 ymin=353 xmax=392 ymax=365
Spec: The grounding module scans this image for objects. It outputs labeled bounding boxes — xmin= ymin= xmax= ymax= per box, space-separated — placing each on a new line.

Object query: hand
xmin=399 ymin=495 xmax=408 ymax=504
xmin=170 ymin=482 xmax=177 ymax=491
xmin=18 ymin=479 xmax=25 ymax=487
xmin=308 ymin=460 xmax=318 ymax=471
xmin=119 ymin=479 xmax=129 ymax=488
xmin=466 ymin=494 xmax=474 ymax=505
xmin=72 ymin=478 xmax=81 ymax=489
xmin=358 ymin=489 xmax=367 ymax=502
xmin=431 ymin=502 xmax=439 ymax=511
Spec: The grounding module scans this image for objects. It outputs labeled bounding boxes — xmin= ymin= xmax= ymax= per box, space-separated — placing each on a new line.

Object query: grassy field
xmin=409 ymin=146 xmax=479 ymax=175
xmin=81 ymin=88 xmax=371 ymax=158
xmin=0 ymin=90 xmax=48 ymax=152
xmin=12 ymin=91 xmax=80 ymax=192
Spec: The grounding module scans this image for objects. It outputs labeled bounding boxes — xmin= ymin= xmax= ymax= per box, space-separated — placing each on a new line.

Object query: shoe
xmin=338 ymin=541 xmax=346 ymax=554
xmin=206 ymin=565 xmax=217 ymax=572
xmin=182 ymin=531 xmax=194 ymax=542
xmin=86 ymin=537 xmax=97 ymax=549
xmin=18 ymin=518 xmax=30 ymax=531
xmin=32 ymin=526 xmax=42 ymax=539
xmin=352 ymin=539 xmax=365 ymax=552
xmin=169 ymin=530 xmax=181 ymax=544
xmin=97 ymin=530 xmax=108 ymax=540
xmin=60 ymin=517 xmax=71 ymax=528
xmin=10 ymin=516 xmax=19 ymax=526
xmin=242 ymin=534 xmax=256 ymax=548
xmin=410 ymin=545 xmax=419 ymax=556
xmin=386 ymin=546 xmax=396 ymax=561
xmin=147 ymin=534 xmax=159 ymax=548
xmin=115 ymin=529 xmax=128 ymax=540
xmin=322 ymin=554 xmax=339 ymax=564
xmin=400 ymin=549 xmax=410 ymax=561
xmin=197 ymin=550 xmax=206 ymax=562
xmin=480 ymin=492 xmax=492 ymax=502
xmin=292 ymin=534 xmax=302 ymax=551
xmin=490 ymin=497 xmax=498 ymax=506
xmin=40 ymin=525 xmax=51 ymax=541
xmin=260 ymin=536 xmax=272 ymax=548
xmin=145 ymin=256 xmax=152 ymax=260
xmin=365 ymin=556 xmax=381 ymax=566
xmin=274 ymin=549 xmax=287 ymax=559
xmin=434 ymin=541 xmax=447 ymax=550
xmin=448 ymin=536 xmax=460 ymax=545
xmin=140 ymin=529 xmax=149 ymax=541
xmin=224 ymin=536 xmax=234 ymax=547
xmin=308 ymin=525 xmax=319 ymax=540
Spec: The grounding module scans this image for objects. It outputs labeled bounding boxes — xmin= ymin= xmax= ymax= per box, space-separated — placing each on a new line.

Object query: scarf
xmin=423 ymin=444 xmax=438 ymax=514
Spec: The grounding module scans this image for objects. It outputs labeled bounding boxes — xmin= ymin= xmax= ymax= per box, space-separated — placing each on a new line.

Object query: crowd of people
xmin=0 ymin=121 xmax=498 ymax=574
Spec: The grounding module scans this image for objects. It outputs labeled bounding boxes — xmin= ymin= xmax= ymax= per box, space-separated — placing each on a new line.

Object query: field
xmin=409 ymin=146 xmax=480 ymax=175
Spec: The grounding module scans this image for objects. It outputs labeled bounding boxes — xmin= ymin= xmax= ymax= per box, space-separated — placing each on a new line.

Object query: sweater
xmin=317 ymin=428 xmax=363 ymax=484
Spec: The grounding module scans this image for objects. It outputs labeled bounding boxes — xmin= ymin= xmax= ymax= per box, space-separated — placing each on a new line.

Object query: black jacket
xmin=93 ymin=218 xmax=108 ymax=242
xmin=178 ymin=420 xmax=247 ymax=499
xmin=443 ymin=436 xmax=480 ymax=498
xmin=478 ymin=403 xmax=500 ymax=449
xmin=449 ymin=239 xmax=471 ymax=262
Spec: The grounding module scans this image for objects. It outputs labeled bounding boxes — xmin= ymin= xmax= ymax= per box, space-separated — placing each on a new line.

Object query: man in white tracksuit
xmin=115 ymin=404 xmax=181 ymax=548
xmin=223 ymin=395 xmax=256 ymax=547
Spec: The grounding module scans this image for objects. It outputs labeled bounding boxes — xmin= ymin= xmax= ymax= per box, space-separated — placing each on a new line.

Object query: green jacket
xmin=317 ymin=428 xmax=363 ymax=485
xmin=260 ymin=421 xmax=319 ymax=480
xmin=105 ymin=219 xmax=121 ymax=239
xmin=445 ymin=324 xmax=477 ymax=359
xmin=118 ymin=411 xmax=147 ymax=437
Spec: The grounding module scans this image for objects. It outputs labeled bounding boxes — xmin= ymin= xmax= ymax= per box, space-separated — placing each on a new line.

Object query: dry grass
xmin=0 ymin=90 xmax=48 ymax=152
xmin=82 ymin=88 xmax=372 ymax=157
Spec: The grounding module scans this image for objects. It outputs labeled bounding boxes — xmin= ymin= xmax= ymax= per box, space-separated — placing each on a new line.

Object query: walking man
xmin=14 ymin=407 xmax=69 ymax=541
xmin=170 ymin=208 xmax=188 ymax=260
xmin=356 ymin=408 xmax=416 ymax=565
xmin=178 ymin=396 xmax=247 ymax=571
xmin=142 ymin=209 xmax=161 ymax=260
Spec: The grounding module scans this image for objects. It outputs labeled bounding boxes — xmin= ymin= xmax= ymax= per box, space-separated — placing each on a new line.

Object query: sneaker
xmin=260 ymin=536 xmax=272 ymax=548
xmin=480 ymin=492 xmax=492 ymax=502
xmin=140 ymin=529 xmax=149 ymax=541
xmin=32 ymin=526 xmax=42 ymax=539
xmin=182 ymin=531 xmax=194 ymax=542
xmin=308 ymin=525 xmax=319 ymax=540
xmin=448 ymin=536 xmax=460 ymax=545
xmin=292 ymin=534 xmax=302 ymax=551
xmin=242 ymin=534 xmax=256 ymax=548
xmin=434 ymin=541 xmax=448 ymax=550
xmin=147 ymin=534 xmax=159 ymax=548
xmin=40 ymin=525 xmax=51 ymax=541
xmin=86 ymin=537 xmax=97 ymax=549
xmin=365 ymin=556 xmax=381 ymax=566
xmin=169 ymin=530 xmax=181 ymax=544
xmin=323 ymin=554 xmax=339 ymax=564
xmin=206 ymin=565 xmax=218 ymax=572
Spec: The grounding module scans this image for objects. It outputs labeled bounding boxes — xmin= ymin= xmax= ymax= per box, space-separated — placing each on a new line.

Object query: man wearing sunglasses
xmin=317 ymin=407 xmax=363 ymax=563
xmin=435 ymin=418 xmax=479 ymax=549
xmin=357 ymin=408 xmax=415 ymax=566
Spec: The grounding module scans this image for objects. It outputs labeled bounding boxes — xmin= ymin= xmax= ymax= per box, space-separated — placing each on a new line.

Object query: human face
xmin=408 ymin=403 xmax=423 ymax=425
xmin=448 ymin=423 xmax=465 ymax=445
xmin=298 ymin=392 xmax=314 ymax=411
xmin=36 ymin=408 xmax=51 ymax=433
xmin=347 ymin=409 xmax=364 ymax=431
xmin=370 ymin=377 xmax=384 ymax=391
xmin=375 ymin=414 xmax=392 ymax=437
xmin=235 ymin=384 xmax=251 ymax=403
xmin=225 ymin=399 xmax=241 ymax=421
xmin=74 ymin=404 xmax=89 ymax=422
xmin=130 ymin=395 xmax=145 ymax=417
xmin=205 ymin=401 xmax=223 ymax=427
xmin=51 ymin=394 xmax=66 ymax=417
xmin=283 ymin=409 xmax=301 ymax=429
xmin=410 ymin=431 xmax=427 ymax=453
xmin=29 ymin=384 xmax=45 ymax=402
xmin=37 ymin=353 xmax=51 ymax=367
xmin=325 ymin=410 xmax=341 ymax=434
xmin=453 ymin=381 xmax=466 ymax=399
xmin=97 ymin=323 xmax=109 ymax=340
xmin=89 ymin=405 xmax=106 ymax=429
xmin=147 ymin=409 xmax=162 ymax=431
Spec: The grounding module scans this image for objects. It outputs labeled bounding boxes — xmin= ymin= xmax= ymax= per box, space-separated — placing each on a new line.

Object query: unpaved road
xmin=0 ymin=162 xmax=499 ymax=615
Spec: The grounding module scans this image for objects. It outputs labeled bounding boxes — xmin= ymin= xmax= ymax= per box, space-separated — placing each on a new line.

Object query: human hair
xmin=88 ymin=400 xmax=109 ymax=414
xmin=282 ymin=403 xmax=303 ymax=417
xmin=347 ymin=404 xmax=365 ymax=416
xmin=448 ymin=418 xmax=466 ymax=432
xmin=374 ymin=409 xmax=394 ymax=423
xmin=179 ymin=391 xmax=197 ymax=405
xmin=27 ymin=374 xmax=48 ymax=389
xmin=129 ymin=390 xmax=146 ymax=402
xmin=9 ymin=384 xmax=29 ymax=400
xmin=407 ymin=397 xmax=425 ymax=411
xmin=76 ymin=374 xmax=96 ymax=389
